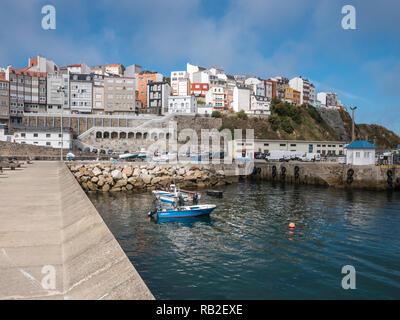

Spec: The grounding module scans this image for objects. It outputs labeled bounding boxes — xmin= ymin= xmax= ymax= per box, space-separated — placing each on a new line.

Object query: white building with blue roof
xmin=345 ymin=140 xmax=376 ymax=165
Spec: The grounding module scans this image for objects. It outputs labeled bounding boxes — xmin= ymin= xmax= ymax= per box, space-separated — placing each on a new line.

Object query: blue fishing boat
xmin=149 ymin=204 xmax=216 ymax=219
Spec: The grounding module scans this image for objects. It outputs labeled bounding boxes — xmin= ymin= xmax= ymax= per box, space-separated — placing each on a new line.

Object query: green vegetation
xmin=236 ymin=110 xmax=248 ymax=120
xmin=220 ymin=99 xmax=341 ymax=141
xmin=211 ymin=110 xmax=222 ymax=118
xmin=163 ymin=77 xmax=171 ymax=85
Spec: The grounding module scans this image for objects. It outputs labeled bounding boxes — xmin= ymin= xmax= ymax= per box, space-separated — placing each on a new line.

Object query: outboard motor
xmin=178 ymin=192 xmax=185 ymax=206
xmin=148 ymin=207 xmax=158 ymax=218
xmin=193 ymin=192 xmax=199 ymax=205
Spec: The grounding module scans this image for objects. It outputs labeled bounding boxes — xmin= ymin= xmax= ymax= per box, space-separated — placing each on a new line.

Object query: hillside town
xmin=0 ymin=55 xmax=346 ymax=128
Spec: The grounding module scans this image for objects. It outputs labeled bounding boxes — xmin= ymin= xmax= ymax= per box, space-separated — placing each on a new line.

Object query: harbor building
xmin=12 ymin=126 xmax=73 ymax=149
xmin=253 ymin=139 xmax=346 ymax=155
xmin=345 ymin=140 xmax=376 ymax=165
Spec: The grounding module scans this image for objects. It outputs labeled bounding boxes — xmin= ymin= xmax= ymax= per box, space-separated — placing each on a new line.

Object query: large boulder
xmin=122 ymin=166 xmax=133 ymax=177
xmin=111 ymin=169 xmax=123 ymax=180
xmin=92 ymin=166 xmax=102 ymax=176
xmin=114 ymin=179 xmax=128 ymax=188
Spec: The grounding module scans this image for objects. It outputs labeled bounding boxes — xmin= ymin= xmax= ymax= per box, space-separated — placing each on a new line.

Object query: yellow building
xmin=284 ymin=87 xmax=301 ymax=106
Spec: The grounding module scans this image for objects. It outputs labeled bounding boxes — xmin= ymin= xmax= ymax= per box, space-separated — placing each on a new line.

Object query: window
xmin=290 ymin=144 xmax=296 ymax=147
xmin=46 ymin=142 xmax=51 ymax=146
xmin=46 ymin=134 xmax=51 ymax=138
xmin=364 ymin=152 xmax=370 ymax=158
xmin=33 ymin=133 xmax=38 ymax=137
xmin=21 ymin=133 xmax=26 ymax=138
xmin=356 ymin=152 xmax=360 ymax=158
xmin=264 ymin=143 xmax=269 ymax=146
xmin=280 ymin=144 xmax=286 ymax=147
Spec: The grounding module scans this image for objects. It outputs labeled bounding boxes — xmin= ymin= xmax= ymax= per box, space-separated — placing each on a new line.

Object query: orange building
xmin=284 ymin=87 xmax=301 ymax=106
xmin=138 ymin=71 xmax=163 ymax=107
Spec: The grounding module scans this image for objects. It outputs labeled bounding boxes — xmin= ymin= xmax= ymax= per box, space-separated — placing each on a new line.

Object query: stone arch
xmin=151 ymin=132 xmax=158 ymax=141
xmin=128 ymin=132 xmax=134 ymax=139
xmin=143 ymin=132 xmax=148 ymax=140
xmin=103 ymin=131 xmax=110 ymax=139
xmin=111 ymin=132 xmax=118 ymax=139
xmin=120 ymin=132 xmax=126 ymax=139
xmin=166 ymin=133 xmax=170 ymax=140
xmin=159 ymin=132 xmax=165 ymax=139
xmin=136 ymin=132 xmax=142 ymax=139
xmin=96 ymin=131 xmax=102 ymax=139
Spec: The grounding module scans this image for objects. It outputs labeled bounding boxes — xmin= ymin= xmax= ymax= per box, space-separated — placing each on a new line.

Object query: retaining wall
xmin=252 ymin=162 xmax=400 ymax=191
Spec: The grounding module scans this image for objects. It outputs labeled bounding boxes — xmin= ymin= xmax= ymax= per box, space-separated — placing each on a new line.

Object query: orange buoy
xmin=289 ymin=222 xmax=295 ymax=229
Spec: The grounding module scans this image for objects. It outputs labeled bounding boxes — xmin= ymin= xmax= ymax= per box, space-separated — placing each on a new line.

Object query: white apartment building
xmin=168 ymin=95 xmax=197 ymax=114
xmin=69 ymin=74 xmax=93 ymax=114
xmin=27 ymin=55 xmax=58 ymax=73
xmin=67 ymin=64 xmax=91 ymax=74
xmin=245 ymin=77 xmax=266 ymax=97
xmin=249 ymin=95 xmax=271 ymax=116
xmin=12 ymin=126 xmax=73 ymax=149
xmin=205 ymin=86 xmax=226 ymax=110
xmin=289 ymin=76 xmax=315 ymax=106
xmin=233 ymin=86 xmax=251 ymax=112
xmin=105 ymin=64 xmax=123 ymax=76
xmin=197 ymin=103 xmax=214 ymax=116
xmin=46 ymin=73 xmax=70 ymax=114
xmin=192 ymin=69 xmax=211 ymax=84
xmin=186 ymin=63 xmax=207 ymax=83
xmin=171 ymin=71 xmax=191 ymax=96
xmin=317 ymin=92 xmax=338 ymax=109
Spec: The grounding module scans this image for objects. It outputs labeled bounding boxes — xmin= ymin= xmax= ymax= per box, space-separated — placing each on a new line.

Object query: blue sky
xmin=0 ymin=0 xmax=399 ymax=134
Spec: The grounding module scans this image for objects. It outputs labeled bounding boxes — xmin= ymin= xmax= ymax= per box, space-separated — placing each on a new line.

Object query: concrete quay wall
xmin=252 ymin=162 xmax=400 ymax=191
xmin=0 ymin=161 xmax=154 ymax=300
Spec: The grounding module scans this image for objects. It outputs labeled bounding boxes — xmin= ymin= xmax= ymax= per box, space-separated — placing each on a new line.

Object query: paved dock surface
xmin=0 ymin=161 xmax=154 ymax=300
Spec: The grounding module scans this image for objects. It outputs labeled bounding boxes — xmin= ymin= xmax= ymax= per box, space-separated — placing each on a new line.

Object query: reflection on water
xmin=88 ymin=181 xmax=400 ymax=299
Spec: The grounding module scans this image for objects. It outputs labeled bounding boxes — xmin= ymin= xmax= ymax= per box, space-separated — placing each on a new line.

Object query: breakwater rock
xmin=67 ymin=163 xmax=238 ymax=193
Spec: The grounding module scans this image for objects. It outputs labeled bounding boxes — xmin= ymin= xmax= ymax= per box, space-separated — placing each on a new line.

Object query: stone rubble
xmin=67 ymin=163 xmax=238 ymax=193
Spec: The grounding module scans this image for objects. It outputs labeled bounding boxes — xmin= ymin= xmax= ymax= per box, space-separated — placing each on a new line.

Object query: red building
xmin=191 ymin=83 xmax=209 ymax=97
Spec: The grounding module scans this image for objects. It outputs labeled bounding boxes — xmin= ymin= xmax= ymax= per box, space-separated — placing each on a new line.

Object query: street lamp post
xmin=350 ymin=106 xmax=357 ymax=142
xmin=57 ymin=86 xmax=67 ymax=161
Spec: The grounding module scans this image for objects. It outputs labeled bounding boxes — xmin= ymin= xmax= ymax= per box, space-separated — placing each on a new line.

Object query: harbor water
xmin=88 ymin=181 xmax=400 ymax=299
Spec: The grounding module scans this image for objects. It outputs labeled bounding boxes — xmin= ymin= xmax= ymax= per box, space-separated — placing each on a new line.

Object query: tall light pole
xmin=57 ymin=86 xmax=67 ymax=161
xmin=350 ymin=106 xmax=357 ymax=142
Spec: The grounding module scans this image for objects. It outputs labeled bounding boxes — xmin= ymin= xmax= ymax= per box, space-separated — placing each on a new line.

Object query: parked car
xmin=254 ymin=152 xmax=266 ymax=159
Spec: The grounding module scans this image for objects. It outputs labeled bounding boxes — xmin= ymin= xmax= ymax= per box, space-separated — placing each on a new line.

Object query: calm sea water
xmin=88 ymin=181 xmax=400 ymax=299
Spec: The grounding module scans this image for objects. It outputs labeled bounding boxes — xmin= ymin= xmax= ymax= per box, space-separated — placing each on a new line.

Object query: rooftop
xmin=345 ymin=140 xmax=376 ymax=149
xmin=13 ymin=126 xmax=73 ymax=132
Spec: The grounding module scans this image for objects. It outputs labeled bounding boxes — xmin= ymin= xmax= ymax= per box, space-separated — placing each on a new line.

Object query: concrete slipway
xmin=0 ymin=161 xmax=154 ymax=300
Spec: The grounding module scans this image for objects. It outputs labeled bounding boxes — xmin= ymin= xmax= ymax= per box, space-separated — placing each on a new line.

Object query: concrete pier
xmin=0 ymin=161 xmax=154 ymax=300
